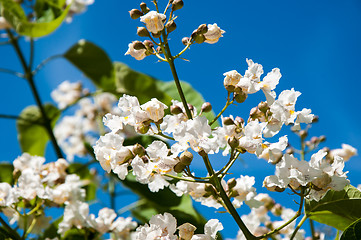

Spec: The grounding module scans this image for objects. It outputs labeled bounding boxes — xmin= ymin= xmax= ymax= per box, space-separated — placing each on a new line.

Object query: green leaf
xmin=67 ymin=163 xmax=97 ymax=201
xmin=0 ymin=0 xmax=71 ymax=37
xmin=0 ymin=163 xmax=14 ymax=185
xmin=157 ymin=80 xmax=219 ymax=126
xmin=123 ymin=135 xmax=168 ymax=148
xmin=41 ymin=217 xmax=62 ymax=240
xmin=64 ymin=40 xmax=115 ymax=91
xmin=341 ymin=218 xmax=361 ymax=240
xmin=16 ymin=104 xmax=60 ymax=156
xmin=305 ymin=185 xmax=361 ymax=231
xmin=114 ymin=62 xmax=172 ymax=104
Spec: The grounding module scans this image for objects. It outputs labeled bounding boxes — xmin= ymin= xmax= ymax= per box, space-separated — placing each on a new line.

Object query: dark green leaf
xmin=67 ymin=163 xmax=97 ymax=201
xmin=41 ymin=217 xmax=62 ymax=240
xmin=305 ymin=185 xmax=361 ymax=230
xmin=0 ymin=163 xmax=14 ymax=185
xmin=0 ymin=0 xmax=71 ymax=37
xmin=157 ymin=80 xmax=219 ymax=126
xmin=341 ymin=218 xmax=361 ymax=240
xmin=64 ymin=40 xmax=115 ymax=91
xmin=123 ymin=135 xmax=168 ymax=148
xmin=114 ymin=62 xmax=173 ymax=104
xmin=16 ymin=104 xmax=60 ymax=156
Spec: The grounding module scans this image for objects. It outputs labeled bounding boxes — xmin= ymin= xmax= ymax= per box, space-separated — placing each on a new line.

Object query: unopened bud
xmin=201 ymin=102 xmax=212 ymax=113
xmin=133 ymin=143 xmax=145 ymax=157
xmin=228 ymin=136 xmax=239 ymax=149
xmin=170 ymin=105 xmax=183 ymax=114
xmin=143 ymin=40 xmax=154 ymax=49
xmin=129 ymin=9 xmax=143 ymax=19
xmin=197 ymin=24 xmax=208 ymax=34
xmin=182 ymin=37 xmax=190 ymax=45
xmin=223 ymin=117 xmax=235 ymax=126
xmin=137 ymin=27 xmax=150 ymax=37
xmin=194 ymin=33 xmax=205 ymax=44
xmin=166 ymin=20 xmax=177 ymax=33
xmin=152 ymin=31 xmax=162 ymax=38
xmin=137 ymin=123 xmax=150 ymax=134
xmin=180 ymin=151 xmax=193 ymax=165
xmin=299 ymin=130 xmax=308 ymax=139
xmin=258 ymin=101 xmax=268 ymax=113
xmin=286 ymin=148 xmax=294 ymax=155
xmin=172 ymin=0 xmax=184 ymax=11
xmin=227 ymin=178 xmax=237 ymax=189
xmin=234 ymin=116 xmax=244 ymax=126
xmin=174 ymin=162 xmax=186 ymax=173
xmin=319 ymin=135 xmax=326 ymax=142
xmin=140 ymin=2 xmax=150 ymax=14
xmin=234 ymin=91 xmax=247 ymax=103
xmin=272 ymin=204 xmax=283 ymax=216
xmin=312 ymin=115 xmax=319 ymax=123
xmin=311 ymin=136 xmax=318 ymax=144
xmin=187 ymin=104 xmax=194 ymax=111
xmin=133 ymin=41 xmax=146 ymax=50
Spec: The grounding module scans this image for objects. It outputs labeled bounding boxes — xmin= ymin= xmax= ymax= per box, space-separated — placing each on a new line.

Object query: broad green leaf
xmin=64 ymin=40 xmax=115 ymax=91
xmin=341 ymin=218 xmax=361 ymax=240
xmin=0 ymin=163 xmax=14 ymax=185
xmin=123 ymin=135 xmax=168 ymax=148
xmin=41 ymin=217 xmax=62 ymax=240
xmin=62 ymin=228 xmax=99 ymax=240
xmin=16 ymin=104 xmax=60 ymax=156
xmin=114 ymin=62 xmax=172 ymax=104
xmin=157 ymin=80 xmax=219 ymax=126
xmin=67 ymin=163 xmax=97 ymax=201
xmin=0 ymin=0 xmax=71 ymax=37
xmin=305 ymin=185 xmax=361 ymax=230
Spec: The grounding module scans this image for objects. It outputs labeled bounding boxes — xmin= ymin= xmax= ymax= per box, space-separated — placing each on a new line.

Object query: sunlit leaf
xmin=305 ymin=185 xmax=361 ymax=230
xmin=16 ymin=104 xmax=60 ymax=156
xmin=341 ymin=218 xmax=361 ymax=240
xmin=0 ymin=163 xmax=14 ymax=185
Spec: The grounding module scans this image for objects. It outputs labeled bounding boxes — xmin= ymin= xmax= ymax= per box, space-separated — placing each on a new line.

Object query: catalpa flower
xmin=203 ymin=23 xmax=225 ymax=44
xmin=140 ymin=11 xmax=167 ymax=34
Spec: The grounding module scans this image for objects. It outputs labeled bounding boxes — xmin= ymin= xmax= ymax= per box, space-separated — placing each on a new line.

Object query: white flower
xmin=232 ymin=175 xmax=258 ymax=208
xmin=178 ymin=223 xmax=197 ymax=240
xmin=223 ymin=70 xmax=242 ymax=90
xmin=89 ymin=208 xmax=117 ymax=234
xmin=134 ymin=213 xmax=177 ymax=240
xmin=140 ymin=11 xmax=167 ymax=34
xmin=58 ymin=201 xmax=90 ymax=235
xmin=125 ymin=42 xmax=147 ymax=60
xmin=256 ymin=135 xmax=288 ymax=163
xmin=203 ymin=23 xmax=225 ymax=44
xmin=111 ymin=217 xmax=137 ymax=239
xmin=330 ymin=144 xmax=358 ymax=161
xmin=0 ymin=183 xmax=16 ymax=207
xmin=191 ymin=219 xmax=223 ymax=240
xmin=51 ymin=81 xmax=85 ymax=109
xmin=52 ymin=174 xmax=85 ymax=204
xmin=291 ymin=108 xmax=314 ymax=131
xmin=237 ymin=59 xmax=263 ymax=94
xmin=141 ymin=98 xmax=168 ymax=122
xmin=259 ymin=68 xmax=281 ymax=105
xmin=13 ymin=153 xmax=45 ymax=173
xmin=146 ymin=141 xmax=178 ymax=173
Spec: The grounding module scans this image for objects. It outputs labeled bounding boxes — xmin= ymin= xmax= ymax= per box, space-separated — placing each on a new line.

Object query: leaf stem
xmin=32 ymin=54 xmax=63 ymax=75
xmin=290 ymin=215 xmax=308 ymax=240
xmin=7 ymin=29 xmax=64 ymax=159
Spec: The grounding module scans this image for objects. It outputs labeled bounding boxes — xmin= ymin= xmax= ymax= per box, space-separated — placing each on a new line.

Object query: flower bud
xmin=286 ymin=148 xmax=294 ymax=155
xmin=197 ymin=24 xmax=208 ymax=35
xmin=234 ymin=90 xmax=247 ymax=103
xmin=133 ymin=41 xmax=146 ymax=50
xmin=156 ymin=46 xmax=163 ymax=54
xmin=299 ymin=130 xmax=308 ymax=139
xmin=170 ymin=105 xmax=183 ymax=114
xmin=201 ymin=102 xmax=212 ymax=113
xmin=137 ymin=27 xmax=150 ymax=37
xmin=187 ymin=104 xmax=194 ymax=111
xmin=311 ymin=136 xmax=318 ymax=144
xmin=222 ymin=117 xmax=235 ymax=126
xmin=319 ymin=135 xmax=326 ymax=142
xmin=272 ymin=204 xmax=283 ymax=216
xmin=133 ymin=143 xmax=146 ymax=157
xmin=140 ymin=2 xmax=150 ymax=14
xmin=258 ymin=101 xmax=268 ymax=113
xmin=172 ymin=0 xmax=184 ymax=11
xmin=137 ymin=123 xmax=150 ymax=134
xmin=178 ymin=223 xmax=196 ymax=240
xmin=194 ymin=34 xmax=205 ymax=44
xmin=174 ymin=162 xmax=186 ymax=173
xmin=143 ymin=40 xmax=154 ymax=49
xmin=228 ymin=136 xmax=239 ymax=149
xmin=152 ymin=32 xmax=162 ymax=38
xmin=203 ymin=23 xmax=225 ymax=44
xmin=165 ymin=20 xmax=177 ymax=33
xmin=129 ymin=9 xmax=143 ymax=19
xmin=180 ymin=151 xmax=193 ymax=166
xmin=312 ymin=115 xmax=319 ymax=123
xmin=249 ymin=107 xmax=262 ymax=120
xmin=234 ymin=116 xmax=244 ymax=126
xmin=227 ymin=178 xmax=237 ymax=189
xmin=182 ymin=37 xmax=190 ymax=46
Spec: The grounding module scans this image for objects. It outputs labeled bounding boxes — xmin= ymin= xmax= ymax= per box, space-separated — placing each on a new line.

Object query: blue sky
xmin=1 ymin=0 xmax=361 ymax=238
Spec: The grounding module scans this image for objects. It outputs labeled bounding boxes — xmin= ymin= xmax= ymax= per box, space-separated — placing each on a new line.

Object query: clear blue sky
xmin=1 ymin=0 xmax=361 ymax=238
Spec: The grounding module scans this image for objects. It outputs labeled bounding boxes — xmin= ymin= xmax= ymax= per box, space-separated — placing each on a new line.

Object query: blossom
xmin=140 ymin=11 xmax=167 ymax=34
xmin=231 ymin=175 xmax=259 ymax=208
xmin=329 ymin=144 xmax=357 ymax=161
xmin=0 ymin=183 xmax=16 ymax=207
xmin=203 ymin=23 xmax=225 ymax=44
xmin=52 ymin=174 xmax=86 ymax=204
xmin=111 ymin=216 xmax=137 ymax=239
xmin=256 ymin=136 xmax=288 ymax=164
xmin=58 ymin=201 xmax=90 ymax=235
xmin=236 ymin=59 xmax=264 ymax=94
xmin=51 ymin=81 xmax=85 ymax=109
xmin=125 ymin=42 xmax=147 ymax=60
xmin=89 ymin=208 xmax=117 ymax=234
xmin=191 ymin=219 xmax=223 ymax=240
xmin=223 ymin=70 xmax=242 ymax=91
xmin=141 ymin=98 xmax=168 ymax=122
